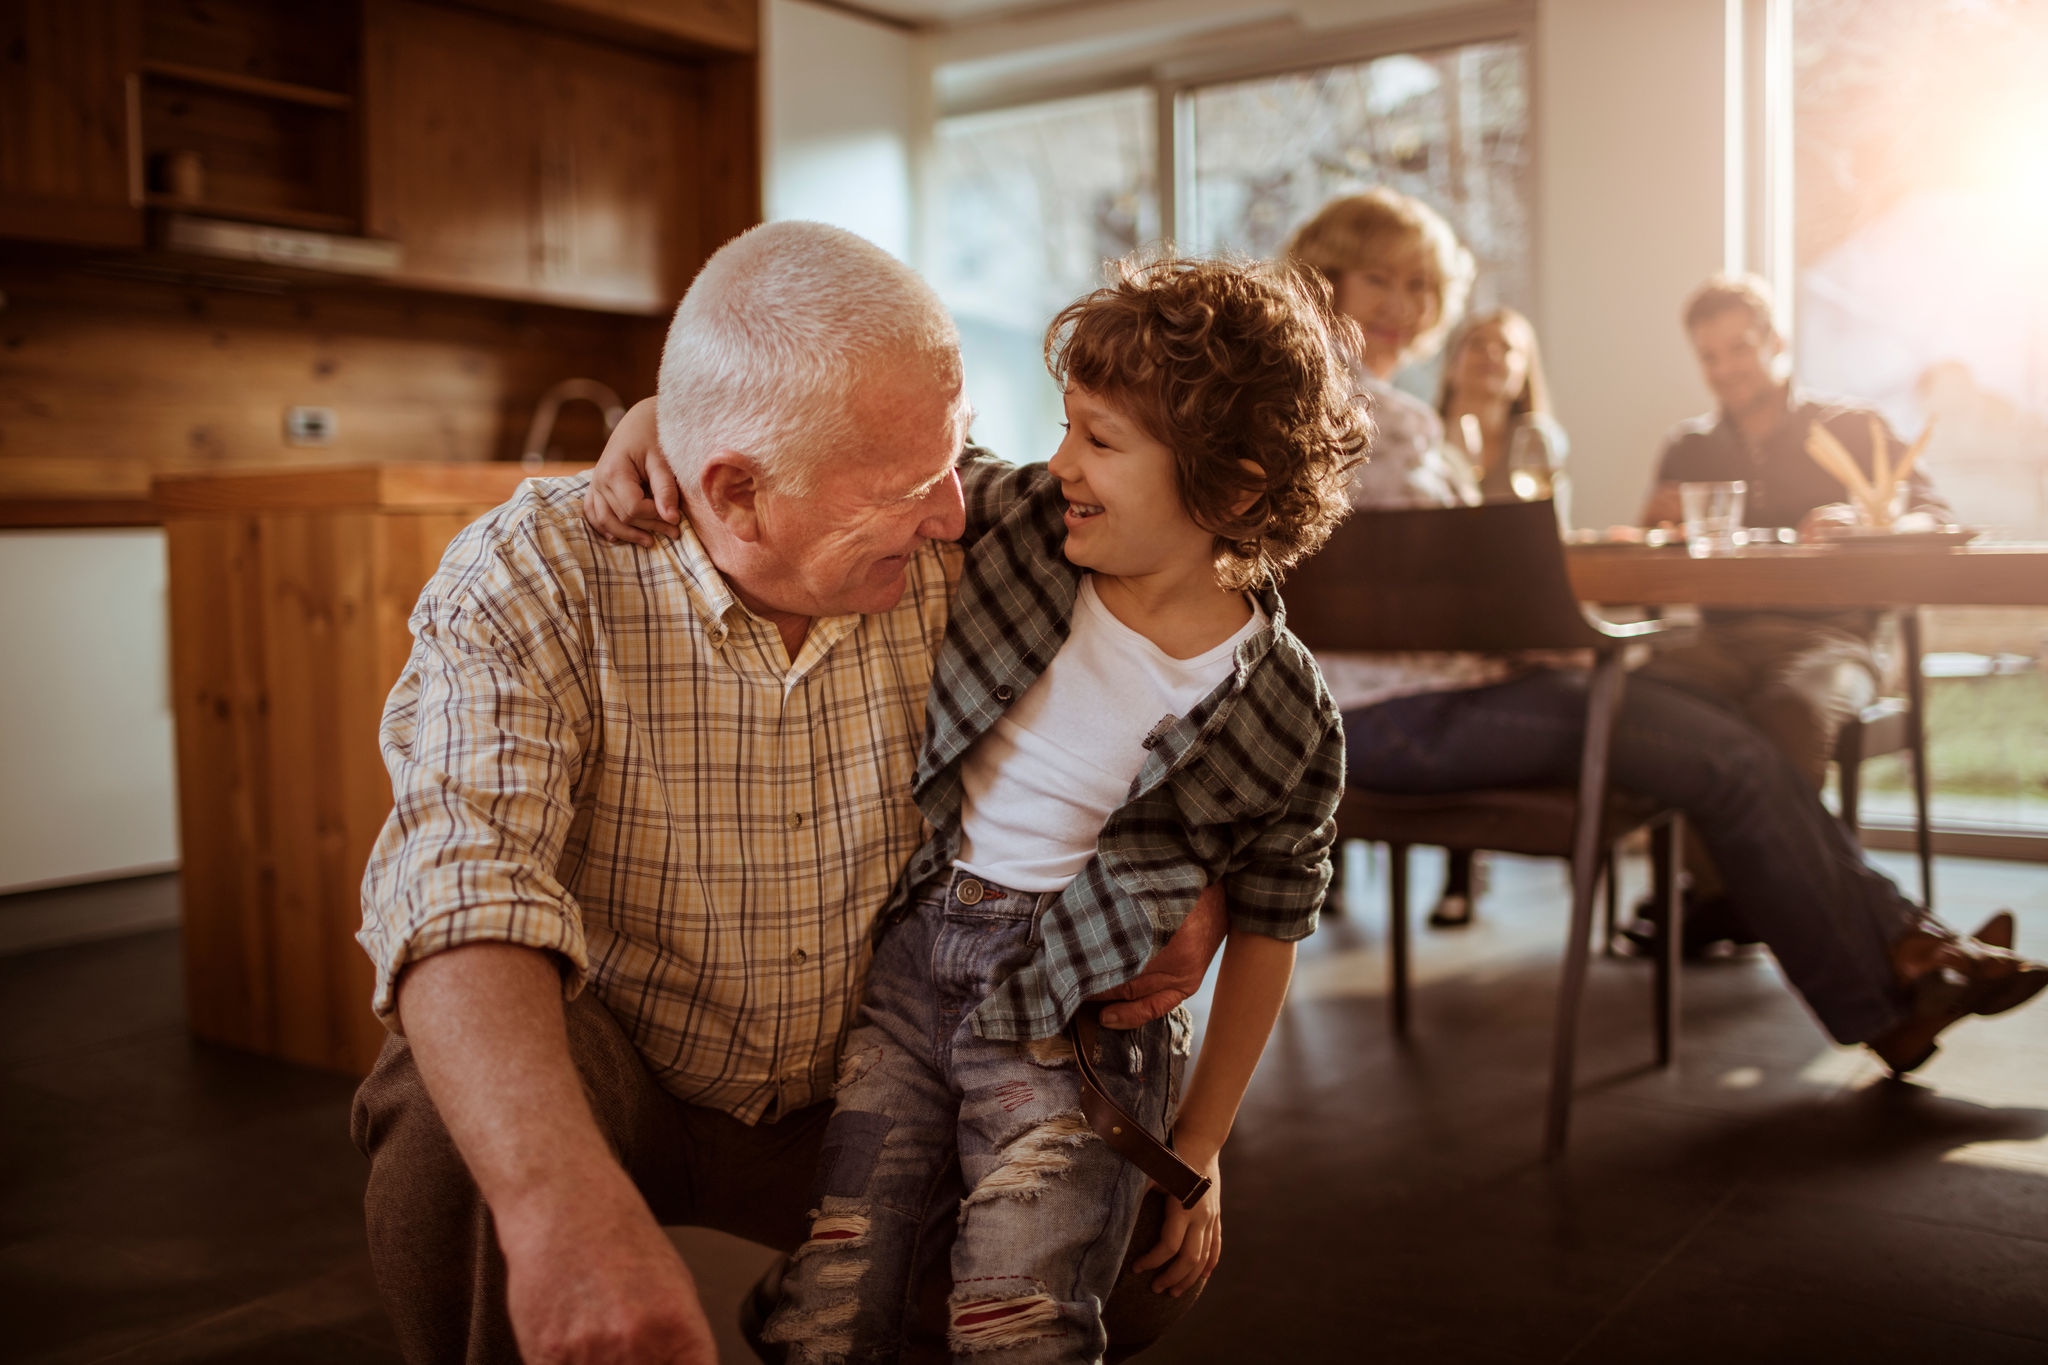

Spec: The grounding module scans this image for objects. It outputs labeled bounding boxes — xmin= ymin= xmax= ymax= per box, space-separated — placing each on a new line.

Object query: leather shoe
xmin=1868 ymin=924 xmax=2048 ymax=1075
xmin=1975 ymin=910 xmax=2016 ymax=951
xmin=1428 ymin=894 xmax=1474 ymax=928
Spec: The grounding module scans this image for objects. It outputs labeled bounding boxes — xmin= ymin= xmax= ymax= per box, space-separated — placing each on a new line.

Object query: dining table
xmin=1565 ymin=540 xmax=2048 ymax=609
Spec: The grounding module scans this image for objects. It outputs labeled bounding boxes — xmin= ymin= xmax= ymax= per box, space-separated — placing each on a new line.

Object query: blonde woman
xmin=1285 ymin=188 xmax=1478 ymax=509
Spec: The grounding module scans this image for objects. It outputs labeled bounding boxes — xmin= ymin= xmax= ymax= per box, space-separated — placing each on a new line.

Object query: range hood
xmin=158 ymin=213 xmax=403 ymax=277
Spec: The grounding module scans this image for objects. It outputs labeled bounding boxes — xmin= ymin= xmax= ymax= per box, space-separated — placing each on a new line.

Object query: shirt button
xmin=995 ymin=685 xmax=1014 ymax=702
xmin=788 ymin=811 xmax=805 ymax=829
xmin=789 ymin=947 xmax=808 ymax=965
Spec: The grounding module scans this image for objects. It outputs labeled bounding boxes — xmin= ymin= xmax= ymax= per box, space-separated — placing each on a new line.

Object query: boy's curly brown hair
xmin=1045 ymin=255 xmax=1372 ymax=591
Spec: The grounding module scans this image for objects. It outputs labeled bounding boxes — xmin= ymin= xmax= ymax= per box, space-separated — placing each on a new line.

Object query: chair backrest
xmin=1284 ymin=499 xmax=1632 ymax=653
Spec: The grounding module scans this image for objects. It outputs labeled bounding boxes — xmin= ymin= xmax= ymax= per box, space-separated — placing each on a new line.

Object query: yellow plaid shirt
xmin=358 ymin=473 xmax=962 ymax=1122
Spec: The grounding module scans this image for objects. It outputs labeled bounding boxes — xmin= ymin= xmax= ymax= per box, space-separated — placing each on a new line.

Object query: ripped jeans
xmin=761 ymin=869 xmax=1186 ymax=1365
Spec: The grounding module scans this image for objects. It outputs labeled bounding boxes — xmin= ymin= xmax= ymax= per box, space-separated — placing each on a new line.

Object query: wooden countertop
xmin=151 ymin=461 xmax=593 ymax=516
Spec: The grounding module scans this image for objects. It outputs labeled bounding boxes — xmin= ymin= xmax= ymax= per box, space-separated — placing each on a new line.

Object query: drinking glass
xmin=1507 ymin=421 xmax=1557 ymax=501
xmin=1680 ymin=480 xmax=1747 ymax=557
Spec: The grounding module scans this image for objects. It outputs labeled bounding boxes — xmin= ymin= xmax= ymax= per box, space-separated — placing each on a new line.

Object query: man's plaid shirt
xmin=359 ymin=473 xmax=960 ymax=1123
xmin=884 ymin=459 xmax=1346 ymax=1042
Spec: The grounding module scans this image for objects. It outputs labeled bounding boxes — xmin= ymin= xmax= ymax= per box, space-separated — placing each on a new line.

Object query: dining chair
xmin=1284 ymin=498 xmax=1688 ymax=1158
xmin=1834 ymin=609 xmax=1933 ymax=909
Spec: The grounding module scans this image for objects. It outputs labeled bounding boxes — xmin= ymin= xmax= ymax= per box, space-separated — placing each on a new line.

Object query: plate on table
xmin=1820 ymin=526 xmax=1979 ymax=551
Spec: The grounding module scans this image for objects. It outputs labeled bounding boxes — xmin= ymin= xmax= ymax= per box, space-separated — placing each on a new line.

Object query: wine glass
xmin=1507 ymin=419 xmax=1557 ymax=501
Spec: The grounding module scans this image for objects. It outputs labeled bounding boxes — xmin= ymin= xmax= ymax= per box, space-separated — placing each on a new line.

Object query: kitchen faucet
xmin=522 ymin=378 xmax=626 ymax=467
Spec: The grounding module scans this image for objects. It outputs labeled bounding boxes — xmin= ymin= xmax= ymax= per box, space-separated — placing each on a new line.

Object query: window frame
xmin=930 ymin=2 xmax=1537 ymax=265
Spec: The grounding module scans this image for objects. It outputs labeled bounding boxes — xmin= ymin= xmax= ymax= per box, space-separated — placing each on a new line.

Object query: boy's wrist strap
xmin=1069 ymin=1006 xmax=1213 ymax=1211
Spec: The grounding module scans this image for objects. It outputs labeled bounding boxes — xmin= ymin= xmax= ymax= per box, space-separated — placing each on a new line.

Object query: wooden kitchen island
xmin=157 ymin=461 xmax=585 ymax=1075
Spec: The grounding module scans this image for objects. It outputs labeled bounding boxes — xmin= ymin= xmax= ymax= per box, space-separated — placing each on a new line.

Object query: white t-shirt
xmin=954 ymin=576 xmax=1267 ymax=893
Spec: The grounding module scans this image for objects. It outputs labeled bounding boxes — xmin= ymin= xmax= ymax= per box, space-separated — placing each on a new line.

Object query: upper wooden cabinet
xmin=364 ymin=0 xmax=735 ymax=314
xmin=0 ymin=0 xmax=145 ymax=247
xmin=0 ymin=0 xmax=758 ymax=315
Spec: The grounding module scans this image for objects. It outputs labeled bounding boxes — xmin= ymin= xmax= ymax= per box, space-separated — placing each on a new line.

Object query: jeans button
xmin=956 ymin=877 xmax=984 ymax=906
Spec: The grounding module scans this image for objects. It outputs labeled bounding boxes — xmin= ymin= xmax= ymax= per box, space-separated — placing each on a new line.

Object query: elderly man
xmin=352 ymin=223 xmax=1215 ymax=1364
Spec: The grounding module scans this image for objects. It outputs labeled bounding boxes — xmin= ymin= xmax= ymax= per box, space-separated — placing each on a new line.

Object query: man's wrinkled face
xmin=753 ymin=367 xmax=970 ymax=619
xmin=1689 ymin=307 xmax=1785 ymax=419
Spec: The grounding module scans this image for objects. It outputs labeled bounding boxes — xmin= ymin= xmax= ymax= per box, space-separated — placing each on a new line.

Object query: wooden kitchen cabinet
xmin=158 ymin=461 xmax=584 ymax=1074
xmin=364 ymin=0 xmax=752 ymax=314
xmin=0 ymin=0 xmax=145 ymax=247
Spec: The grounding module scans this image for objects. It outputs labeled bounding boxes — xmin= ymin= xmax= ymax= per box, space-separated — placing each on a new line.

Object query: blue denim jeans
xmin=761 ymin=870 xmax=1185 ymax=1364
xmin=1344 ymin=669 xmax=1924 ymax=1044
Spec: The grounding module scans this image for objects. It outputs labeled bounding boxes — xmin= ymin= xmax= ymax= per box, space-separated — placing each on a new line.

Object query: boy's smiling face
xmin=1051 ymin=386 xmax=1215 ymax=584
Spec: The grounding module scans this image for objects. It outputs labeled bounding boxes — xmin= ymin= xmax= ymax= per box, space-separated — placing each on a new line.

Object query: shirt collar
xmin=663 ymin=514 xmax=744 ymax=642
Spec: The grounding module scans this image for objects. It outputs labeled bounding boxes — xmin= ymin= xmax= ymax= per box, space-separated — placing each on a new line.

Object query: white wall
xmin=1534 ymin=0 xmax=1731 ymax=528
xmin=765 ymin=0 xmax=917 ymax=260
xmin=0 ymin=530 xmax=180 ymax=892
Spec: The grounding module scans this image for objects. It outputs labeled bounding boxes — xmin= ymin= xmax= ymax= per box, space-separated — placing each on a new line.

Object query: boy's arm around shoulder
xmin=957 ymin=447 xmax=1055 ymax=548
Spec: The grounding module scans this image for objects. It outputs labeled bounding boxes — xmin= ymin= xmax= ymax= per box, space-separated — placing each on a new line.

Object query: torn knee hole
xmin=761 ymin=1295 xmax=860 ymax=1358
xmin=963 ymin=1111 xmax=1094 ymax=1207
xmin=1023 ymin=1035 xmax=1077 ymax=1068
xmin=795 ymin=1208 xmax=871 ymax=1258
xmin=950 ymin=1292 xmax=1061 ymax=1352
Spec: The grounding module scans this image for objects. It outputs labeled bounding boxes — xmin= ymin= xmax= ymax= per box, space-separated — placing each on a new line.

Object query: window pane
xmin=1795 ymin=0 xmax=2048 ymax=832
xmin=928 ymin=89 xmax=1159 ymax=468
xmin=1185 ymin=42 xmax=1529 ymax=398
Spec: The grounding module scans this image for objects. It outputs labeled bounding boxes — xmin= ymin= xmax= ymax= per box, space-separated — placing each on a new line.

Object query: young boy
xmin=590 ymin=256 xmax=1367 ymax=1362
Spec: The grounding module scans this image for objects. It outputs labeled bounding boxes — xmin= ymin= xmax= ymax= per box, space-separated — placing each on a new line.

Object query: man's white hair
xmin=657 ymin=221 xmax=962 ymax=497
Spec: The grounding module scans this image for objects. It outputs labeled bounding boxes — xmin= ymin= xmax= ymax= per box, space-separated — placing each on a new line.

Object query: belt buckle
xmin=955 ymin=876 xmax=985 ymax=906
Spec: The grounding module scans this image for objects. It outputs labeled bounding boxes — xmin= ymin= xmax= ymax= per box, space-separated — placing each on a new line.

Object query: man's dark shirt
xmin=1654 ymin=387 xmax=1950 ymax=529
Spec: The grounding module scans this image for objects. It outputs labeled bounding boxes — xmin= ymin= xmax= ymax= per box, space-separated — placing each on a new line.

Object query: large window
xmin=1795 ymin=0 xmax=2048 ymax=832
xmin=926 ymin=90 xmax=1159 ymax=468
xmin=1184 ymin=41 xmax=1532 ymax=372
xmin=926 ymin=32 xmax=1529 ymax=466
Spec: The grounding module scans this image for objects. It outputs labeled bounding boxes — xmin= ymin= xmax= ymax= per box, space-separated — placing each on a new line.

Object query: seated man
xmin=352 ymin=222 xmax=1218 ymax=1365
xmin=1638 ymin=273 xmax=1952 ymax=791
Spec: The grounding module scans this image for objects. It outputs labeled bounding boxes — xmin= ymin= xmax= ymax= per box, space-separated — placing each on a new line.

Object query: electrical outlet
xmin=285 ymin=406 xmax=336 ymax=447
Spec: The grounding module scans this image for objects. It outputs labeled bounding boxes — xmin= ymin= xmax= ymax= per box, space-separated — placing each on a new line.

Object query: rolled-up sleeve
xmin=358 ymin=512 xmax=596 ymax=1026
xmin=1224 ymin=710 xmax=1343 ymax=941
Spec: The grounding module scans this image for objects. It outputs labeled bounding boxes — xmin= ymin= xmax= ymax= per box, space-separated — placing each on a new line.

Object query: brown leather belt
xmin=1068 ymin=1005 xmax=1211 ymax=1211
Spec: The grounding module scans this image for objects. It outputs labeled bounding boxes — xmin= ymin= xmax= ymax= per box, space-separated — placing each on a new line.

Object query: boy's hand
xmin=1131 ymin=1148 xmax=1223 ymax=1296
xmin=582 ymin=397 xmax=684 ymax=547
xmin=1092 ymin=884 xmax=1227 ymax=1029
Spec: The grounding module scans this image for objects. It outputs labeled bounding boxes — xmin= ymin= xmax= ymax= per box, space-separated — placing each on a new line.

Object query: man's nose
xmin=921 ymin=466 xmax=967 ymax=542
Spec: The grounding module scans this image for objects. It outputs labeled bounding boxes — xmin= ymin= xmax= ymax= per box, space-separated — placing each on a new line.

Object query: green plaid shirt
xmin=880 ymin=456 xmax=1346 ymax=1042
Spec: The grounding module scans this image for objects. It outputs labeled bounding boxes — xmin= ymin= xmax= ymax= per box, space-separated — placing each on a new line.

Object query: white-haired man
xmin=352 ymin=222 xmax=1217 ymax=1364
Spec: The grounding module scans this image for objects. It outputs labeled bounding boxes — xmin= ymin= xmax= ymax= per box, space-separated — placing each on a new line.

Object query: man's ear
xmin=698 ymin=451 xmax=767 ymax=542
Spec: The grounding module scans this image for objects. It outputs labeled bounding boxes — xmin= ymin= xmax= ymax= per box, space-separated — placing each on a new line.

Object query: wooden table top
xmin=1566 ymin=542 xmax=2048 ymax=609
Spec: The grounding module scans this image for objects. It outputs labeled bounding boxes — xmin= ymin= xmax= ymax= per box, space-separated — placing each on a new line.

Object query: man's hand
xmin=499 ymin=1177 xmax=718 ymax=1365
xmin=1091 ymin=884 xmax=1227 ymax=1029
xmin=1797 ymin=501 xmax=1858 ymax=540
xmin=583 ymin=397 xmax=684 ymax=547
xmin=400 ymin=945 xmax=719 ymax=1364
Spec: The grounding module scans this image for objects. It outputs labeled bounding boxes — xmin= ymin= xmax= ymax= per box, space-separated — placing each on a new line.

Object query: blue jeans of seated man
xmin=760 ymin=870 xmax=1185 ymax=1365
xmin=1343 ymin=668 xmax=1926 ymax=1046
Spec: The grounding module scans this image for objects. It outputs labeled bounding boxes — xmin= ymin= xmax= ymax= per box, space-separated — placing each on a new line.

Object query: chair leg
xmin=1388 ymin=842 xmax=1411 ymax=1038
xmin=1837 ymin=733 xmax=1863 ymax=834
xmin=1902 ymin=610 xmax=1935 ymax=909
xmin=1601 ymin=847 xmax=1619 ymax=958
xmin=1654 ymin=815 xmax=1684 ymax=1068
xmin=1546 ymin=651 xmax=1627 ymax=1160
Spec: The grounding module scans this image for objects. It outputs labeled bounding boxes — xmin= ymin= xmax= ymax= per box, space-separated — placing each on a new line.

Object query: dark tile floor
xmin=5 ymin=849 xmax=2047 ymax=1364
